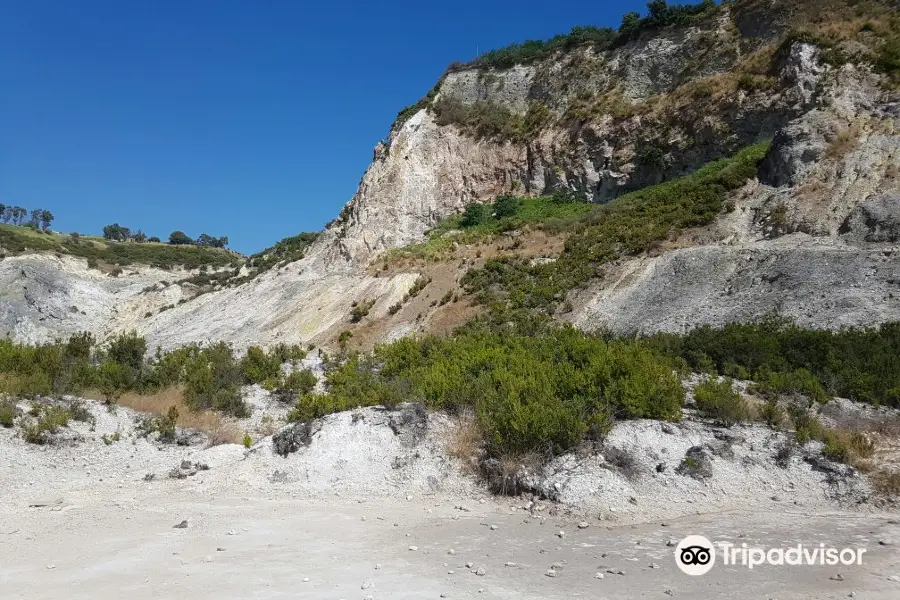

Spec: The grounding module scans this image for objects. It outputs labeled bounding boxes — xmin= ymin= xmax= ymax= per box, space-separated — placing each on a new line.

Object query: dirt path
xmin=3 ymin=489 xmax=898 ymax=599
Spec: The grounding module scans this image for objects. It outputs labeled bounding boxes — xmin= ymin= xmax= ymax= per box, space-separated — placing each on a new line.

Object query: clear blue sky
xmin=1 ymin=0 xmax=656 ymax=254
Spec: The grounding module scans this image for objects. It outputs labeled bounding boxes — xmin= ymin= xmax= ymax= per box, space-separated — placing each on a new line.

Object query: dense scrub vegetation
xmin=290 ymin=327 xmax=683 ymax=457
xmin=451 ymin=1 xmax=717 ymax=72
xmin=0 ymin=223 xmax=240 ymax=269
xmin=648 ymin=320 xmax=900 ymax=408
xmin=0 ymin=333 xmax=311 ymax=419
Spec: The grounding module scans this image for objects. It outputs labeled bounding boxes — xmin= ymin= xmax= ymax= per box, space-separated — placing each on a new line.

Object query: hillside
xmin=1 ymin=0 xmax=898 ymax=351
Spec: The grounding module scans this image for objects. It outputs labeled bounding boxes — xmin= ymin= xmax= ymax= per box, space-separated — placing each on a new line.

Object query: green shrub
xmin=183 ymin=342 xmax=248 ymax=417
xmin=493 ymin=195 xmax=520 ymax=219
xmin=338 ymin=330 xmax=354 ymax=351
xmin=97 ymin=361 xmax=133 ymax=404
xmin=280 ymin=369 xmax=317 ymax=396
xmin=460 ymin=203 xmax=492 ymax=228
xmin=406 ymin=275 xmax=430 ymax=298
xmin=269 ymin=343 xmax=307 ymax=363
xmin=287 ymin=392 xmax=352 ymax=423
xmin=106 ymin=331 xmax=147 ymax=372
xmin=240 ymin=345 xmax=282 ymax=386
xmin=759 ymin=397 xmax=786 ymax=429
xmin=246 ymin=232 xmax=318 ymax=277
xmin=788 ymin=404 xmax=823 ymax=445
xmin=350 ymin=299 xmax=376 ymax=323
xmin=242 ymin=433 xmax=252 ymax=448
xmin=820 ymin=428 xmax=875 ymax=464
xmin=22 ymin=404 xmax=71 ymax=444
xmin=0 ymin=400 xmax=18 ymax=428
xmin=693 ymin=378 xmax=749 ymax=427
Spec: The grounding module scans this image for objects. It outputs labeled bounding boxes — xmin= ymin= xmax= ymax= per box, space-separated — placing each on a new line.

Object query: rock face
xmin=573 ymin=64 xmax=900 ymax=334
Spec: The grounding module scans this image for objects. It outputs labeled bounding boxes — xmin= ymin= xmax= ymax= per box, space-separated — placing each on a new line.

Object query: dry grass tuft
xmin=88 ymin=386 xmax=243 ymax=445
xmin=446 ymin=412 xmax=484 ymax=475
xmin=825 ymin=124 xmax=862 ymax=159
xmin=872 ymin=470 xmax=900 ymax=498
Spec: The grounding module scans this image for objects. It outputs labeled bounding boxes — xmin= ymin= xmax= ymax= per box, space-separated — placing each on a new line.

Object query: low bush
xmin=350 ymin=299 xmax=376 ymax=323
xmin=693 ymin=378 xmax=749 ymax=427
xmin=820 ymin=428 xmax=875 ymax=465
xmin=0 ymin=400 xmax=18 ymax=427
xmin=22 ymin=404 xmax=71 ymax=444
xmin=788 ymin=404 xmax=823 ymax=445
xmin=240 ymin=346 xmax=282 ymax=387
xmin=182 ymin=342 xmax=248 ymax=417
xmin=138 ymin=405 xmax=179 ymax=443
xmin=281 ymin=369 xmax=317 ymax=395
xmin=872 ymin=470 xmax=900 ymax=498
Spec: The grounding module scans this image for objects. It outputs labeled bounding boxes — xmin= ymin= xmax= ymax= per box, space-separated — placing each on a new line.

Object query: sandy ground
xmin=1 ymin=489 xmax=898 ymax=600
xmin=2 ymin=397 xmax=898 ymax=599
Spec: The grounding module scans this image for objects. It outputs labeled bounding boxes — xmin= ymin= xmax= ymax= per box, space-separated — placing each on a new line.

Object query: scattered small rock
xmin=594 ymin=572 xmax=604 ymax=579
xmin=830 ymin=574 xmax=844 ymax=581
xmin=490 ymin=525 xmax=498 ymax=531
xmin=409 ymin=545 xmax=419 ymax=551
xmin=545 ymin=569 xmax=557 ymax=578
xmin=504 ymin=562 xmax=517 ymax=567
xmin=578 ymin=522 xmax=589 ymax=529
xmin=172 ymin=520 xmax=188 ymax=529
xmin=168 ymin=460 xmax=209 ymax=480
xmin=556 ymin=530 xmax=566 ymax=538
xmin=361 ymin=579 xmax=374 ymax=590
xmin=447 ymin=549 xmax=456 ymax=555
xmin=475 ymin=567 xmax=486 ymax=576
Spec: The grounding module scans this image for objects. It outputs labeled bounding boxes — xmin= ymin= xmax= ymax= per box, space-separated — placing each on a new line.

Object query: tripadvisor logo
xmin=674 ymin=535 xmax=868 ymax=575
xmin=675 ymin=535 xmax=716 ymax=576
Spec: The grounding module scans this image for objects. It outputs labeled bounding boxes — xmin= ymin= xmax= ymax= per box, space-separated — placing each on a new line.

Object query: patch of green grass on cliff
xmin=382 ymin=193 xmax=594 ymax=263
xmin=0 ymin=223 xmax=241 ymax=270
